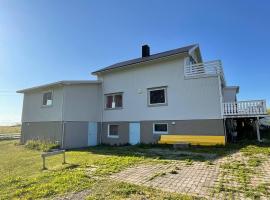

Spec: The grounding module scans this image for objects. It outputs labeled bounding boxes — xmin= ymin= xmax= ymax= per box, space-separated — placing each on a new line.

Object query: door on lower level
xmin=129 ymin=122 xmax=140 ymax=145
xmin=88 ymin=122 xmax=97 ymax=146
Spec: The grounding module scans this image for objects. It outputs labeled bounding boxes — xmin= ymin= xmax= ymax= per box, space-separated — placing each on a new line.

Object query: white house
xmin=17 ymin=44 xmax=268 ymax=148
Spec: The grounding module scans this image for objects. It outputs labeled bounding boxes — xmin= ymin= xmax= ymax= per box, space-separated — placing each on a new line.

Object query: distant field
xmin=0 ymin=125 xmax=21 ymax=134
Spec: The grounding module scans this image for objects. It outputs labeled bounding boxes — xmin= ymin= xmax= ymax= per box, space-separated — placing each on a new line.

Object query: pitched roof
xmin=17 ymin=80 xmax=101 ymax=93
xmin=92 ymin=44 xmax=198 ymax=75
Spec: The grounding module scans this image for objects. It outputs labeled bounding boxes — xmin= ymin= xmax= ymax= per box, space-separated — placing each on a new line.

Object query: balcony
xmin=184 ymin=60 xmax=225 ymax=83
xmin=223 ymin=100 xmax=267 ymax=117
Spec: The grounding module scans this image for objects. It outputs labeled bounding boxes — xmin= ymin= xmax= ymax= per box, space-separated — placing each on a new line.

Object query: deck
xmin=223 ymin=100 xmax=267 ymax=117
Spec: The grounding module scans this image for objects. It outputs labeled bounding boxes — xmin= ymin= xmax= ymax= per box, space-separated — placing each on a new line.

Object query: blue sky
xmin=0 ymin=0 xmax=269 ymax=124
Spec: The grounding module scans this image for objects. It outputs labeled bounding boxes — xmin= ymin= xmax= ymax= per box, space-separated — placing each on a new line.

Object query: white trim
xmin=147 ymin=87 xmax=167 ymax=106
xmin=153 ymin=123 xmax=168 ymax=134
xmin=104 ymin=92 xmax=123 ymax=110
xmin=107 ymin=124 xmax=119 ymax=138
xmin=41 ymin=90 xmax=53 ymax=107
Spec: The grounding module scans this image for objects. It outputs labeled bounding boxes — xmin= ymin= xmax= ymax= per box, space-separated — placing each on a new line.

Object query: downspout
xmin=99 ymin=76 xmax=104 ymax=145
xmin=218 ymin=75 xmax=226 ymax=143
xmin=61 ymin=86 xmax=66 ymax=149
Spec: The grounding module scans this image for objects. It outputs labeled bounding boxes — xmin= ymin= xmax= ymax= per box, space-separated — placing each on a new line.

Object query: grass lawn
xmin=1 ymin=139 xmax=269 ymax=199
xmin=0 ymin=140 xmax=197 ymax=200
xmin=0 ymin=125 xmax=21 ymax=134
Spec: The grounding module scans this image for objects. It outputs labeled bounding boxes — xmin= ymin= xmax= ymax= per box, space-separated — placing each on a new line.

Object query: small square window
xmin=148 ymin=87 xmax=167 ymax=106
xmin=108 ymin=124 xmax=119 ymax=138
xmin=153 ymin=123 xmax=168 ymax=134
xmin=42 ymin=91 xmax=53 ymax=106
xmin=105 ymin=93 xmax=123 ymax=109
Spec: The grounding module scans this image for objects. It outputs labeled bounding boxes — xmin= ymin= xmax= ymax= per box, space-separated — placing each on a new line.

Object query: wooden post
xmin=63 ymin=152 xmax=66 ymax=164
xmin=42 ymin=156 xmax=46 ymax=170
xmin=256 ymin=117 xmax=262 ymax=142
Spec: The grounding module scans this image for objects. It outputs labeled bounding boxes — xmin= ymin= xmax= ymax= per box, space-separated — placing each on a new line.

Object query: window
xmin=153 ymin=123 xmax=168 ymax=134
xmin=148 ymin=87 xmax=167 ymax=106
xmin=108 ymin=124 xmax=119 ymax=138
xmin=105 ymin=93 xmax=123 ymax=109
xmin=42 ymin=91 xmax=53 ymax=106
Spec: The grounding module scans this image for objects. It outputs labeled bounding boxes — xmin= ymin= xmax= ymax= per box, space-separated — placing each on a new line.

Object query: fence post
xmin=42 ymin=156 xmax=46 ymax=170
xmin=63 ymin=152 xmax=66 ymax=164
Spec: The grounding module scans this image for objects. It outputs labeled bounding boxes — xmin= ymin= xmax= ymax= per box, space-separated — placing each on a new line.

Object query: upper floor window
xmin=105 ymin=93 xmax=123 ymax=109
xmin=148 ymin=87 xmax=167 ymax=106
xmin=42 ymin=91 xmax=53 ymax=106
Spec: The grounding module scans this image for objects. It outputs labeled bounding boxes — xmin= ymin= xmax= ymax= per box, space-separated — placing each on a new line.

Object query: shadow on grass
xmin=70 ymin=139 xmax=270 ymax=162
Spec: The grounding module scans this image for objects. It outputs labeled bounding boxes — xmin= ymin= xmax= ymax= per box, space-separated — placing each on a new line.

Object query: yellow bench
xmin=158 ymin=135 xmax=225 ymax=146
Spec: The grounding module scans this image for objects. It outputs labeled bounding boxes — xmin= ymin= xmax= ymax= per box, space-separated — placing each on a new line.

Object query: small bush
xmin=25 ymin=140 xmax=60 ymax=152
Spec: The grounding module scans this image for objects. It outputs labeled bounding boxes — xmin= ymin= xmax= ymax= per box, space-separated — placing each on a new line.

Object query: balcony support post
xmin=256 ymin=117 xmax=262 ymax=142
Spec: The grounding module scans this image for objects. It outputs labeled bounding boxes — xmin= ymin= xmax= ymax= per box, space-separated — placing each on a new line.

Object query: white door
xmin=88 ymin=122 xmax=97 ymax=146
xmin=129 ymin=122 xmax=140 ymax=145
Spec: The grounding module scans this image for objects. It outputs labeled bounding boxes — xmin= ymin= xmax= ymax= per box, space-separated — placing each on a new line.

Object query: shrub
xmin=25 ymin=140 xmax=60 ymax=152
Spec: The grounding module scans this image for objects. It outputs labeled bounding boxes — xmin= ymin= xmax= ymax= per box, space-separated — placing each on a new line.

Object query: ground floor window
xmin=153 ymin=123 xmax=168 ymax=134
xmin=108 ymin=124 xmax=119 ymax=138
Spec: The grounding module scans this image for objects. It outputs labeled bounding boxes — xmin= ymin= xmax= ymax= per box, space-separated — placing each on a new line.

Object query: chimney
xmin=142 ymin=45 xmax=150 ymax=57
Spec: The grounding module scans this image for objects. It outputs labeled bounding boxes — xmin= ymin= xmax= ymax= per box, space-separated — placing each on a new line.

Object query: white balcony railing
xmin=184 ymin=60 xmax=224 ymax=81
xmin=223 ymin=100 xmax=267 ymax=116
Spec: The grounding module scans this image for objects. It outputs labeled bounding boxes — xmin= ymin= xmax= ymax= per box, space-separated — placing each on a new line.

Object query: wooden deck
xmin=223 ymin=100 xmax=267 ymax=118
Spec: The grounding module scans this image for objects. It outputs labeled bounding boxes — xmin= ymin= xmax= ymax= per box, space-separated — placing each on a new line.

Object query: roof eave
xmin=91 ymin=51 xmax=189 ymax=75
xmin=17 ymin=80 xmax=101 ymax=93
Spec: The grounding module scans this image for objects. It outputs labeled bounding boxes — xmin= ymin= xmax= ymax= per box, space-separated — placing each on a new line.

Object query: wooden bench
xmin=158 ymin=135 xmax=225 ymax=146
xmin=41 ymin=150 xmax=66 ymax=170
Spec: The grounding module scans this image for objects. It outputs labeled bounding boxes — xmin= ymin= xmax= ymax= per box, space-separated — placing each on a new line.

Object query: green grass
xmin=214 ymin=147 xmax=270 ymax=199
xmin=25 ymin=140 xmax=60 ymax=152
xmin=2 ymin=139 xmax=269 ymax=199
xmin=87 ymin=181 xmax=196 ymax=200
xmin=0 ymin=125 xmax=21 ymax=134
xmin=0 ymin=140 xmax=198 ymax=200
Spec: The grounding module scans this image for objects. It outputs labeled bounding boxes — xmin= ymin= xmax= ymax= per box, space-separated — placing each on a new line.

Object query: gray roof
xmin=17 ymin=80 xmax=101 ymax=93
xmin=92 ymin=44 xmax=198 ymax=75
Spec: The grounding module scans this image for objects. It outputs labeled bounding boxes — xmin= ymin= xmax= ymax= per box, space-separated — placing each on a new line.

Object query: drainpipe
xmin=99 ymin=76 xmax=104 ymax=145
xmin=61 ymin=86 xmax=66 ymax=149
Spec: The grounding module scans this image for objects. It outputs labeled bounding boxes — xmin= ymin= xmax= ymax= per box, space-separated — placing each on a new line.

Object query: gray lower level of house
xmin=21 ymin=119 xmax=225 ymax=149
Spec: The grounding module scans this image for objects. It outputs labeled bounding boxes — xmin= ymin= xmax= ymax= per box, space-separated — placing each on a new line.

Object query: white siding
xmin=100 ymin=55 xmax=222 ymax=121
xmin=63 ymin=84 xmax=101 ymax=121
xmin=21 ymin=86 xmax=64 ymax=122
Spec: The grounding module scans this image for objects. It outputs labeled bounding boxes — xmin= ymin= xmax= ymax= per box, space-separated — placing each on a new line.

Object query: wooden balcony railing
xmin=184 ymin=60 xmax=224 ymax=81
xmin=223 ymin=100 xmax=267 ymax=116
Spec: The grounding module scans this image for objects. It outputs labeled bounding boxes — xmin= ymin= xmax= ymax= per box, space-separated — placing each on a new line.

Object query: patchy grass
xmin=0 ymin=140 xmax=201 ymax=199
xmin=0 ymin=125 xmax=21 ymax=134
xmin=148 ymin=171 xmax=167 ymax=181
xmin=214 ymin=149 xmax=270 ymax=199
xmin=86 ymin=181 xmax=196 ymax=200
xmin=1 ymin=139 xmax=269 ymax=199
xmin=25 ymin=140 xmax=60 ymax=152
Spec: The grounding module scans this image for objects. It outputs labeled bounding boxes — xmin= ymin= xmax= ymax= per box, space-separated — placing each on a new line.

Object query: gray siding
xmin=101 ymin=122 xmax=129 ymax=145
xmin=99 ymin=55 xmax=222 ymax=122
xmin=21 ymin=86 xmax=64 ymax=122
xmin=63 ymin=84 xmax=102 ymax=122
xmin=223 ymin=88 xmax=237 ymax=102
xmin=63 ymin=121 xmax=88 ymax=149
xmin=21 ymin=121 xmax=63 ymax=144
xmin=100 ymin=119 xmax=225 ymax=145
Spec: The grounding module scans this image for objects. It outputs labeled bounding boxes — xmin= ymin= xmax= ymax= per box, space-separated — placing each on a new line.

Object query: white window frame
xmin=107 ymin=124 xmax=119 ymax=138
xmin=105 ymin=93 xmax=123 ymax=109
xmin=41 ymin=90 xmax=53 ymax=107
xmin=148 ymin=87 xmax=167 ymax=106
xmin=153 ymin=123 xmax=168 ymax=134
